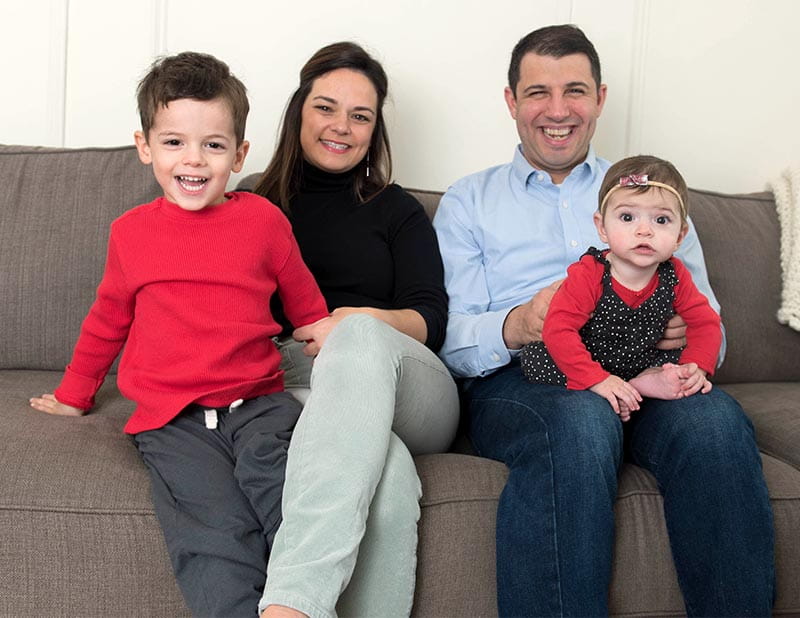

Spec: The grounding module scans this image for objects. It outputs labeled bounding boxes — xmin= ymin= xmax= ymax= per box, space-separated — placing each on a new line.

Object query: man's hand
xmin=655 ymin=314 xmax=687 ymax=350
xmin=30 ymin=393 xmax=86 ymax=417
xmin=502 ymin=280 xmax=563 ymax=349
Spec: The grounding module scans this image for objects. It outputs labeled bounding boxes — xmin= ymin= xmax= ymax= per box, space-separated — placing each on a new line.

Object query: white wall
xmin=3 ymin=0 xmax=798 ymax=193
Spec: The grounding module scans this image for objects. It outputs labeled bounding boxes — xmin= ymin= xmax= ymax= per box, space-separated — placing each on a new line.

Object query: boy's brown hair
xmin=599 ymin=155 xmax=689 ymax=224
xmin=136 ymin=51 xmax=249 ymax=145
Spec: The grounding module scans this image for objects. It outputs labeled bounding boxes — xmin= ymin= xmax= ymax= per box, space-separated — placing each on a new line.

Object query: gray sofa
xmin=1 ymin=144 xmax=798 ymax=617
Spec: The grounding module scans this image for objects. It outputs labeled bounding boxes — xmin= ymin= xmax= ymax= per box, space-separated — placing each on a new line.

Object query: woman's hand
xmin=292 ymin=308 xmax=367 ymax=356
xmin=292 ymin=306 xmax=428 ymax=356
xmin=292 ymin=314 xmax=342 ymax=357
xmin=30 ymin=393 xmax=86 ymax=417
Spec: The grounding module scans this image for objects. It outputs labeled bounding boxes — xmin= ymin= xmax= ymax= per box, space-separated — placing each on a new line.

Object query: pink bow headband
xmin=599 ymin=174 xmax=686 ymax=218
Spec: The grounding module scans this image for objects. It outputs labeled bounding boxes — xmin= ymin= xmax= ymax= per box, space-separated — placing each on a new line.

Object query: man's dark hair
xmin=508 ymin=24 xmax=602 ymax=94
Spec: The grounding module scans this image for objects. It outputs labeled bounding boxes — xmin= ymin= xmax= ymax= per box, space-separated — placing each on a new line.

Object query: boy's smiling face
xmin=134 ymin=97 xmax=249 ymax=211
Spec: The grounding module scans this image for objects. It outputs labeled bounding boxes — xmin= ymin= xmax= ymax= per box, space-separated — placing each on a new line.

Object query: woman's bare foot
xmin=629 ymin=364 xmax=686 ymax=400
xmin=261 ymin=605 xmax=308 ymax=618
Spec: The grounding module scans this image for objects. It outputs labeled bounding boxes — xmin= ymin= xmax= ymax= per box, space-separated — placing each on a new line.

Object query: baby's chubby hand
xmin=590 ymin=375 xmax=641 ymax=420
xmin=30 ymin=393 xmax=86 ymax=417
xmin=677 ymin=363 xmax=713 ymax=396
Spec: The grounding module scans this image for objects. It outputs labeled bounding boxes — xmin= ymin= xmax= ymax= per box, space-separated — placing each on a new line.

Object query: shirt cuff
xmin=478 ymin=306 xmax=516 ymax=374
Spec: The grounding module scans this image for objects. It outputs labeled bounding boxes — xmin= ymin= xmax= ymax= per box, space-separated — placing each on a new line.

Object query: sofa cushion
xmin=688 ymin=188 xmax=800 ymax=383
xmin=0 ymin=369 xmax=188 ymax=616
xmin=402 ymin=185 xmax=800 ymax=384
xmin=237 ymin=176 xmax=800 ymax=384
xmin=721 ymin=382 xmax=800 ymax=472
xmin=413 ymin=451 xmax=800 ymax=617
xmin=0 ymin=145 xmax=161 ymax=371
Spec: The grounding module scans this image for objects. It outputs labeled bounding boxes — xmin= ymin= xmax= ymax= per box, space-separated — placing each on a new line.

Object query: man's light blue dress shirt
xmin=433 ymin=145 xmax=722 ymax=379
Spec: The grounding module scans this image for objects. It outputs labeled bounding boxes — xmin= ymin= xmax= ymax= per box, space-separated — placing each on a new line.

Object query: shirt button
xmin=491 ymin=352 xmax=501 ymax=362
xmin=537 ymin=173 xmax=544 ymax=182
xmin=570 ymin=240 xmax=578 ymax=247
xmin=562 ymin=201 xmax=569 ymax=209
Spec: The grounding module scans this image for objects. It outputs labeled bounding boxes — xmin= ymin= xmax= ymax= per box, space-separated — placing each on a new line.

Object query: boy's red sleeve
xmin=276 ymin=229 xmax=329 ymax=328
xmin=55 ymin=234 xmax=134 ymax=410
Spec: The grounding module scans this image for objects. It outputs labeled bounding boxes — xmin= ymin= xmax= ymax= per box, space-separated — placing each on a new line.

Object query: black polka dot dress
xmin=520 ymin=247 xmax=683 ymax=386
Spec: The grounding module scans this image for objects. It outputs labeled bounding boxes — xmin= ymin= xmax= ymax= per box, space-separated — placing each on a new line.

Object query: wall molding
xmin=153 ymin=0 xmax=169 ymax=57
xmin=625 ymin=0 xmax=650 ymax=156
xmin=560 ymin=0 xmax=575 ymax=24
xmin=46 ymin=0 xmax=69 ymax=146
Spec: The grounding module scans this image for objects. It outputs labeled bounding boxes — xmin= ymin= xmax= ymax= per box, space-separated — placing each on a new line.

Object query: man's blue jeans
xmin=465 ymin=361 xmax=775 ymax=617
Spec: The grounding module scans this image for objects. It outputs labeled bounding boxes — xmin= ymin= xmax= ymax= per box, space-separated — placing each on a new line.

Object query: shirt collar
xmin=511 ymin=144 xmax=601 ymax=188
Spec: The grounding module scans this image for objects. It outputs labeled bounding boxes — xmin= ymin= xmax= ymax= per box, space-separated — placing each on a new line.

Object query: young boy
xmin=29 ymin=51 xmax=329 ymax=616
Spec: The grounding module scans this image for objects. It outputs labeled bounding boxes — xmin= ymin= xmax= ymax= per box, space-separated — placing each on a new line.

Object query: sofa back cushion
xmin=685 ymin=188 xmax=800 ymax=383
xmin=237 ymin=174 xmax=800 ymax=383
xmin=407 ymin=187 xmax=800 ymax=384
xmin=0 ymin=145 xmax=161 ymax=370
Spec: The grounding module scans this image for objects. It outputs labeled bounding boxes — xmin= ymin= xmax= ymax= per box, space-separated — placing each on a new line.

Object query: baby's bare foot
xmin=630 ymin=364 xmax=685 ymax=400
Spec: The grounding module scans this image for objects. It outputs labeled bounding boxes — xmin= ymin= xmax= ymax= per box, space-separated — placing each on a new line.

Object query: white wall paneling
xmin=636 ymin=0 xmax=800 ymax=192
xmin=2 ymin=0 xmax=797 ymax=193
xmin=63 ymin=0 xmax=163 ymax=146
xmin=2 ymin=1 xmax=69 ymax=146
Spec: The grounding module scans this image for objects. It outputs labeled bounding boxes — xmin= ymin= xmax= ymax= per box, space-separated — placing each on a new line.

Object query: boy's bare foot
xmin=261 ymin=605 xmax=308 ymax=618
xmin=629 ymin=364 xmax=685 ymax=400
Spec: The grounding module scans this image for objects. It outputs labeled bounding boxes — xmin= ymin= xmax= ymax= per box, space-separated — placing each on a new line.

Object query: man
xmin=433 ymin=24 xmax=774 ymax=617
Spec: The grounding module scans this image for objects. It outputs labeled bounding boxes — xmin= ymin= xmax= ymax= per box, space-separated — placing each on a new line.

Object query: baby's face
xmin=595 ymin=187 xmax=687 ymax=269
xmin=134 ymin=97 xmax=248 ymax=211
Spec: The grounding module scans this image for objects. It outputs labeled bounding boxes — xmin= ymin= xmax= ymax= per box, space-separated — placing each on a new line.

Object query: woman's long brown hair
xmin=253 ymin=42 xmax=392 ymax=211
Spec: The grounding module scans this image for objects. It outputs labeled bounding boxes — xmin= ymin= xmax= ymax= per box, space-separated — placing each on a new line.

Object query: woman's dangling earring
xmin=366 ymin=150 xmax=370 ymax=178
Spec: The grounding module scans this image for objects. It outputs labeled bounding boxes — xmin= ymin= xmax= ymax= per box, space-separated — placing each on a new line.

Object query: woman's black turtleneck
xmin=270 ymin=162 xmax=448 ymax=351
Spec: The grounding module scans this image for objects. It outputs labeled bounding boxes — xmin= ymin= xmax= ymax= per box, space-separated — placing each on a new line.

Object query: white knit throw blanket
xmin=767 ymin=167 xmax=800 ymax=331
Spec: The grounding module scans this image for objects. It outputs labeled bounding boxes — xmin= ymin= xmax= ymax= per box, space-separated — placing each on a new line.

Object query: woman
xmin=255 ymin=42 xmax=460 ymax=618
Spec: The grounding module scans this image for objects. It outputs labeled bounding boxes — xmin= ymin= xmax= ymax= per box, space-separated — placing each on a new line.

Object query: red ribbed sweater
xmin=54 ymin=192 xmax=328 ymax=434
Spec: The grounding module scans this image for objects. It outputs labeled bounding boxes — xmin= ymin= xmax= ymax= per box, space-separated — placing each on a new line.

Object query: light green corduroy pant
xmin=259 ymin=314 xmax=459 ymax=618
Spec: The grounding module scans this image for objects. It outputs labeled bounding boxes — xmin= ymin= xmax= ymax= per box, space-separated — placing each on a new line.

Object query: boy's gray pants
xmin=134 ymin=391 xmax=301 ymax=617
